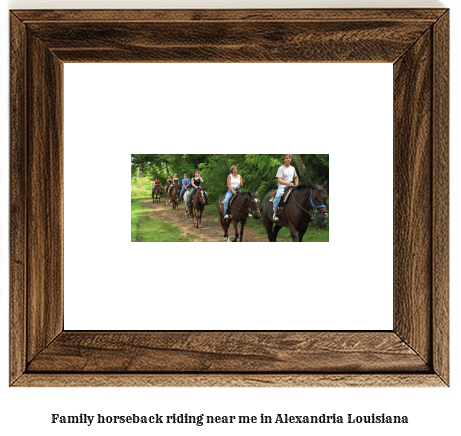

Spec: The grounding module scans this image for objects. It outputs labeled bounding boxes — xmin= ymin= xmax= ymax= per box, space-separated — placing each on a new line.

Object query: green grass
xmin=205 ymin=202 xmax=329 ymax=242
xmin=131 ymin=198 xmax=202 ymax=242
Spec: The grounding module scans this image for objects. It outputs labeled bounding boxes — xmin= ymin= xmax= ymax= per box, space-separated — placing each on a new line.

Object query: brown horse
xmin=152 ymin=185 xmax=163 ymax=203
xmin=191 ymin=187 xmax=206 ymax=228
xmin=262 ymin=181 xmax=328 ymax=242
xmin=168 ymin=185 xmax=181 ymax=210
xmin=164 ymin=184 xmax=173 ymax=204
xmin=218 ymin=191 xmax=261 ymax=242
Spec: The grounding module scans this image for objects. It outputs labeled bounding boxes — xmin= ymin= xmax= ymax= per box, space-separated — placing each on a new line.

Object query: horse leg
xmin=298 ymin=223 xmax=309 ymax=242
xmin=273 ymin=224 xmax=283 ymax=242
xmin=263 ymin=213 xmax=274 ymax=242
xmin=288 ymin=225 xmax=300 ymax=242
xmin=232 ymin=220 xmax=239 ymax=242
xmin=225 ymin=219 xmax=231 ymax=242
xmin=224 ymin=221 xmax=229 ymax=242
xmin=239 ymin=218 xmax=247 ymax=242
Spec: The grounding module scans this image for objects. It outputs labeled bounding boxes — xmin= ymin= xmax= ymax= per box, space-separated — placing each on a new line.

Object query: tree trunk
xmin=292 ymin=154 xmax=308 ymax=180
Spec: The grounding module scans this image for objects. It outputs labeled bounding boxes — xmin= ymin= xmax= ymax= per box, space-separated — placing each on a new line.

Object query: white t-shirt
xmin=276 ymin=165 xmax=297 ymax=186
xmin=229 ymin=174 xmax=241 ymax=189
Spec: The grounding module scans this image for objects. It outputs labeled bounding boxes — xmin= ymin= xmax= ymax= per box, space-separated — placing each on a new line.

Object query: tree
xmin=292 ymin=154 xmax=308 ymax=180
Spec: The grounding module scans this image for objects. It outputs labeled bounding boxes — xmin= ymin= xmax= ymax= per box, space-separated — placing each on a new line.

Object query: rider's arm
xmin=294 ymin=176 xmax=299 ymax=186
xmin=240 ymin=176 xmax=243 ymax=188
xmin=278 ymin=177 xmax=293 ymax=186
xmin=227 ymin=175 xmax=232 ymax=190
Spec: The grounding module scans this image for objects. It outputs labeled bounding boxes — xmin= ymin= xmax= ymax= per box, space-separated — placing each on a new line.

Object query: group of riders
xmin=151 ymin=154 xmax=301 ymax=220
xmin=151 ymin=154 xmax=328 ymax=241
xmin=151 ymin=170 xmax=211 ymax=206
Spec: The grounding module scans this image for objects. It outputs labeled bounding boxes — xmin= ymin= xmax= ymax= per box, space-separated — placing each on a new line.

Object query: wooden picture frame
xmin=10 ymin=9 xmax=449 ymax=387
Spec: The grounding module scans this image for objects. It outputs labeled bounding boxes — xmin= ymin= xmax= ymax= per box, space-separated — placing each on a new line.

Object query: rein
xmin=230 ymin=193 xmax=260 ymax=216
xmin=309 ymin=189 xmax=327 ymax=215
xmin=194 ymin=189 xmax=205 ymax=206
xmin=288 ymin=186 xmax=327 ymax=218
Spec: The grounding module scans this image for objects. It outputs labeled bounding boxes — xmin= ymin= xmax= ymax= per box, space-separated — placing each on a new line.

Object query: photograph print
xmin=131 ymin=153 xmax=329 ymax=242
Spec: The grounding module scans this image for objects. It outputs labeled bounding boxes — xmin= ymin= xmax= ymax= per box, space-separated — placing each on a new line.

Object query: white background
xmin=64 ymin=63 xmax=392 ymax=330
xmin=1 ymin=1 xmax=458 ymax=436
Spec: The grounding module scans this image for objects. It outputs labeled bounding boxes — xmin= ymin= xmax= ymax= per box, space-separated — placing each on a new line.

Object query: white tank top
xmin=230 ymin=174 xmax=241 ymax=189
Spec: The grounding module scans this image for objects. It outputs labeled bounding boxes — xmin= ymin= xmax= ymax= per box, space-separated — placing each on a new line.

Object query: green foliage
xmin=131 ymin=198 xmax=202 ymax=242
xmin=131 ymin=176 xmax=153 ymax=197
xmin=131 ymin=154 xmax=329 ymax=205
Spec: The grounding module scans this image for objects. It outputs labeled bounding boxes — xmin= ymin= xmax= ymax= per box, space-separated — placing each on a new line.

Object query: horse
xmin=183 ymin=189 xmax=191 ymax=217
xmin=262 ymin=181 xmax=328 ymax=242
xmin=164 ymin=185 xmax=172 ymax=204
xmin=191 ymin=187 xmax=206 ymax=228
xmin=218 ymin=191 xmax=261 ymax=242
xmin=168 ymin=185 xmax=181 ymax=210
xmin=152 ymin=185 xmax=163 ymax=203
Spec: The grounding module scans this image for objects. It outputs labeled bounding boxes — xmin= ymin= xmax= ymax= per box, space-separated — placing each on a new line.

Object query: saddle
xmin=269 ymin=187 xmax=293 ymax=204
xmin=221 ymin=192 xmax=239 ymax=214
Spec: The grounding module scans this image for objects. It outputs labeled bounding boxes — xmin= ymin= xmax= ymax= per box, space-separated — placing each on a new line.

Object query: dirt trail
xmin=140 ymin=197 xmax=269 ymax=242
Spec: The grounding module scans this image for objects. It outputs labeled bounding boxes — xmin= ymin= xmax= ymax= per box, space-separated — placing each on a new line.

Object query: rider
xmin=223 ymin=165 xmax=243 ymax=219
xmin=165 ymin=175 xmax=173 ymax=195
xmin=188 ymin=170 xmax=210 ymax=206
xmin=152 ymin=177 xmax=160 ymax=195
xmin=180 ymin=172 xmax=190 ymax=200
xmin=173 ymin=174 xmax=179 ymax=186
xmin=272 ymin=154 xmax=299 ymax=222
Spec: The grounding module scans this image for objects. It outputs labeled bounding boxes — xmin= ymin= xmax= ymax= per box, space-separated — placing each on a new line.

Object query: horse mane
xmin=293 ymin=181 xmax=323 ymax=191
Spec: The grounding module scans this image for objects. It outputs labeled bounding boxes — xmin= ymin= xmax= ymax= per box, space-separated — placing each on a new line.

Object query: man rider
xmin=272 ymin=154 xmax=299 ymax=221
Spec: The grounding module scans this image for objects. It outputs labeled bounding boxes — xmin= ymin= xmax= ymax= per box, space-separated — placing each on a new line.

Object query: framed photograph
xmin=10 ymin=9 xmax=449 ymax=386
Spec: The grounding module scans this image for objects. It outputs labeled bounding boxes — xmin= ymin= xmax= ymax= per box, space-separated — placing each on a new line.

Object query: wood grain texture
xmin=26 ymin=34 xmax=64 ymax=362
xmin=27 ymin=332 xmax=429 ymax=373
xmin=432 ymin=11 xmax=449 ymax=385
xmin=13 ymin=374 xmax=446 ymax=388
xmin=12 ymin=9 xmax=447 ymax=23
xmin=10 ymin=13 xmax=27 ymax=385
xmin=26 ymin=20 xmax=433 ymax=63
xmin=9 ymin=9 xmax=449 ymax=387
xmin=393 ymin=29 xmax=433 ymax=364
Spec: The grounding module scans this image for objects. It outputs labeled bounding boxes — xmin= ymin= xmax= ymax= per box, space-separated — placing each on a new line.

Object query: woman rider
xmin=165 ymin=175 xmax=173 ymax=195
xmin=188 ymin=170 xmax=210 ymax=206
xmin=152 ymin=177 xmax=160 ymax=195
xmin=223 ymin=165 xmax=243 ymax=219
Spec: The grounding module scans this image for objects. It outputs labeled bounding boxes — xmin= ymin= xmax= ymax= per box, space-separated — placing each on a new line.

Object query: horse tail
xmin=218 ymin=201 xmax=227 ymax=232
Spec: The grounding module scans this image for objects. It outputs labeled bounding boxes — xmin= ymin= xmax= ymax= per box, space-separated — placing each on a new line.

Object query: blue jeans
xmin=180 ymin=186 xmax=186 ymax=199
xmin=152 ymin=185 xmax=158 ymax=194
xmin=223 ymin=188 xmax=239 ymax=214
xmin=188 ymin=187 xmax=196 ymax=205
xmin=273 ymin=185 xmax=286 ymax=212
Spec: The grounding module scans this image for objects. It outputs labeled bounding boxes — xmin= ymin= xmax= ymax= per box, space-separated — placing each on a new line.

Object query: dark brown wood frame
xmin=10 ymin=9 xmax=449 ymax=387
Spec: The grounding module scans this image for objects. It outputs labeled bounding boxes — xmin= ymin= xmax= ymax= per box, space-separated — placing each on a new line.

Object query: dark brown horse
xmin=262 ymin=181 xmax=328 ymax=242
xmin=191 ymin=187 xmax=206 ymax=228
xmin=152 ymin=185 xmax=163 ymax=203
xmin=168 ymin=185 xmax=181 ymax=210
xmin=218 ymin=191 xmax=261 ymax=242
xmin=164 ymin=184 xmax=173 ymax=204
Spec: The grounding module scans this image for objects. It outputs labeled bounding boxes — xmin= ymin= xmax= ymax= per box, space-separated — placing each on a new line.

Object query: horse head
xmin=248 ymin=191 xmax=261 ymax=219
xmin=196 ymin=187 xmax=206 ymax=205
xmin=312 ymin=183 xmax=328 ymax=229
